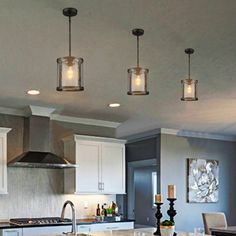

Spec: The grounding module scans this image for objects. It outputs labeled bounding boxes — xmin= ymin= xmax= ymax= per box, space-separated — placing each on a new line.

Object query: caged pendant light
xmin=127 ymin=28 xmax=149 ymax=95
xmin=57 ymin=8 xmax=84 ymax=92
xmin=181 ymin=48 xmax=198 ymax=101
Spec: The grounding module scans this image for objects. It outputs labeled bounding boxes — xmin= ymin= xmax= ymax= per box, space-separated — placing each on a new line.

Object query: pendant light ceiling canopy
xmin=56 ymin=8 xmax=84 ymax=92
xmin=181 ymin=48 xmax=198 ymax=101
xmin=127 ymin=28 xmax=149 ymax=95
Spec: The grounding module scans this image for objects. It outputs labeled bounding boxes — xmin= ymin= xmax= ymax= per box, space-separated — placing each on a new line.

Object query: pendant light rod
xmin=137 ymin=35 xmax=139 ymax=67
xmin=132 ymin=28 xmax=144 ymax=68
xmin=63 ymin=8 xmax=78 ymax=57
xmin=57 ymin=7 xmax=84 ymax=92
xmin=185 ymin=48 xmax=194 ymax=80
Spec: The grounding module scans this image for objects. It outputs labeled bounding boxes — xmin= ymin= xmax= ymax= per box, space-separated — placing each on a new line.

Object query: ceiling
xmin=0 ymin=0 xmax=236 ymax=137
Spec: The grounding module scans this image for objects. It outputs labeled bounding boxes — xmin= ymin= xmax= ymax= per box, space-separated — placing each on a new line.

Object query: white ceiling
xmin=0 ymin=0 xmax=236 ymax=137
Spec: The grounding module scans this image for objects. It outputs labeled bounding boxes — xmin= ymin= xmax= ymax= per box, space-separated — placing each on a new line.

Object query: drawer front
xmin=91 ymin=222 xmax=134 ymax=232
xmin=77 ymin=225 xmax=91 ymax=232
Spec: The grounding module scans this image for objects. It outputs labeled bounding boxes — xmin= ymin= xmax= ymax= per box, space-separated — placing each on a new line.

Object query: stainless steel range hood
xmin=8 ymin=108 xmax=77 ymax=169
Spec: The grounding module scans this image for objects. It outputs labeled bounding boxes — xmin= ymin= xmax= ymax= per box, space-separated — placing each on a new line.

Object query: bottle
xmin=103 ymin=203 xmax=107 ymax=217
xmin=111 ymin=201 xmax=116 ymax=216
xmin=96 ymin=204 xmax=101 ymax=216
xmin=101 ymin=205 xmax=105 ymax=221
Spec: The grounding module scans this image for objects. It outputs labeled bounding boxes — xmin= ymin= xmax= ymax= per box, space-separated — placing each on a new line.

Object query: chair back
xmin=202 ymin=212 xmax=227 ymax=235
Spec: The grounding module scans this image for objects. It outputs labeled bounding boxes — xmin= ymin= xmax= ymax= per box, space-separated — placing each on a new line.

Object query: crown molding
xmin=0 ymin=106 xmax=120 ymax=128
xmin=123 ymin=129 xmax=161 ymax=143
xmin=0 ymin=107 xmax=26 ymax=117
xmin=124 ymin=128 xmax=236 ymax=142
xmin=50 ymin=114 xmax=121 ymax=128
xmin=24 ymin=105 xmax=56 ymax=117
xmin=0 ymin=127 xmax=12 ymax=134
xmin=0 ymin=106 xmax=235 ymax=141
xmin=161 ymin=128 xmax=236 ymax=142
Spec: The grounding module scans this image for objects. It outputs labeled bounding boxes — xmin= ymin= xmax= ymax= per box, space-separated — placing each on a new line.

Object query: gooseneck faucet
xmin=61 ymin=200 xmax=77 ymax=235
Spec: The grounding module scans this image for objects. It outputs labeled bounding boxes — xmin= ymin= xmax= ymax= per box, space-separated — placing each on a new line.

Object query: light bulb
xmin=187 ymin=84 xmax=192 ymax=94
xmin=67 ymin=66 xmax=74 ymax=80
xmin=135 ymin=75 xmax=141 ymax=86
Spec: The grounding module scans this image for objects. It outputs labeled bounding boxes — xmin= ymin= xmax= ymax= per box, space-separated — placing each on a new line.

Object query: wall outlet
xmin=84 ymin=201 xmax=88 ymax=209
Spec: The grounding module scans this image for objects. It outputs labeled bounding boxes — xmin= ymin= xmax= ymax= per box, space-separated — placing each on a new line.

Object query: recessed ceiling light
xmin=108 ymin=103 xmax=120 ymax=108
xmin=27 ymin=90 xmax=40 ymax=95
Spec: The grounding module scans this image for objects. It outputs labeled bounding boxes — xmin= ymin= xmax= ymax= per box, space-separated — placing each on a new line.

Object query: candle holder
xmin=167 ymin=198 xmax=177 ymax=236
xmin=153 ymin=202 xmax=163 ymax=235
xmin=167 ymin=198 xmax=177 ymax=222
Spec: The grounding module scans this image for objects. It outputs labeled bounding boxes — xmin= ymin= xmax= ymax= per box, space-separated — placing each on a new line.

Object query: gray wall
xmin=0 ymin=114 xmax=116 ymax=219
xmin=126 ymin=138 xmax=158 ymax=162
xmin=0 ymin=114 xmax=24 ymax=162
xmin=160 ymin=134 xmax=236 ymax=232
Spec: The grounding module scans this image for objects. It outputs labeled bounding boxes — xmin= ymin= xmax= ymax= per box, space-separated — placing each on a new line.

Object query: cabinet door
xmin=101 ymin=143 xmax=125 ymax=194
xmin=0 ymin=132 xmax=8 ymax=194
xmin=75 ymin=141 xmax=100 ymax=193
xmin=22 ymin=226 xmax=71 ymax=236
xmin=2 ymin=229 xmax=22 ymax=236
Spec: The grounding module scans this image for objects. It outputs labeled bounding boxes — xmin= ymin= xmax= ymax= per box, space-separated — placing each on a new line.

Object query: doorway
xmin=127 ymin=159 xmax=159 ymax=228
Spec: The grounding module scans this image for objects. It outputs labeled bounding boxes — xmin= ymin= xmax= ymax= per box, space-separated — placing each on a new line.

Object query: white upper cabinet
xmin=64 ymin=135 xmax=126 ymax=194
xmin=0 ymin=128 xmax=11 ymax=194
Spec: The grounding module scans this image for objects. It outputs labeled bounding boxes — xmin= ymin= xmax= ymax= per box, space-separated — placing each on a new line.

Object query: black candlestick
xmin=167 ymin=198 xmax=177 ymax=236
xmin=154 ymin=202 xmax=163 ymax=235
xmin=167 ymin=198 xmax=177 ymax=223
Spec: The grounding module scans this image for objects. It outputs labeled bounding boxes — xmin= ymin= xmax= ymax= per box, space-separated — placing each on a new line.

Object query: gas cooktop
xmin=10 ymin=217 xmax=72 ymax=226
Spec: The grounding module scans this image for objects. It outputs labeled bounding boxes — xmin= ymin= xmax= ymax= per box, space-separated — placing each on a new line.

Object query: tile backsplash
xmin=0 ymin=168 xmax=115 ymax=220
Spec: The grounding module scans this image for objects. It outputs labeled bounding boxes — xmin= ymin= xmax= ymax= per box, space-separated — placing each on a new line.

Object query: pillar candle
xmin=168 ymin=185 xmax=176 ymax=199
xmin=155 ymin=194 xmax=163 ymax=203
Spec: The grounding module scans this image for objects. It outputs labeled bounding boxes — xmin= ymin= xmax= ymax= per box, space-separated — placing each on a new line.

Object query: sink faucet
xmin=61 ymin=200 xmax=77 ymax=235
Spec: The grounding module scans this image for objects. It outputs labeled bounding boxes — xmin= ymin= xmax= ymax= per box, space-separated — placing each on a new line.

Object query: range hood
xmin=8 ymin=107 xmax=77 ymax=169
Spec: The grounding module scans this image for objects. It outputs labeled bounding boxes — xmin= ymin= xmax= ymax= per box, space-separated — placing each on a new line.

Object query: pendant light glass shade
xmin=57 ymin=56 xmax=84 ymax=91
xmin=181 ymin=79 xmax=198 ymax=101
xmin=181 ymin=48 xmax=198 ymax=101
xmin=127 ymin=67 xmax=149 ymax=95
xmin=127 ymin=28 xmax=149 ymax=95
xmin=56 ymin=8 xmax=84 ymax=92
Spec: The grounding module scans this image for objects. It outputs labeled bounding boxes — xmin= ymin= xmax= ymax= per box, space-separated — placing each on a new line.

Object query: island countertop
xmin=41 ymin=227 xmax=208 ymax=236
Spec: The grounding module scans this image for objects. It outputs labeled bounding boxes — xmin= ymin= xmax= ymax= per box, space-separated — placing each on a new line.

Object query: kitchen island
xmin=41 ymin=228 xmax=203 ymax=236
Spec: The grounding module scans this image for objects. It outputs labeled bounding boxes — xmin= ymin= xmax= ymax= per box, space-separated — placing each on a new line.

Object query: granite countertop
xmin=0 ymin=218 xmax=134 ymax=229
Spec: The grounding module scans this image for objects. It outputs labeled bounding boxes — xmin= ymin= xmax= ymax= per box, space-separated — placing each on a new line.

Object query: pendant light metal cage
xmin=181 ymin=48 xmax=198 ymax=101
xmin=127 ymin=28 xmax=149 ymax=95
xmin=56 ymin=8 xmax=84 ymax=92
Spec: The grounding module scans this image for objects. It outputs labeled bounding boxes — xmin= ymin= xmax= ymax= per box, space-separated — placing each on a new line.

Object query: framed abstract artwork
xmin=187 ymin=158 xmax=219 ymax=203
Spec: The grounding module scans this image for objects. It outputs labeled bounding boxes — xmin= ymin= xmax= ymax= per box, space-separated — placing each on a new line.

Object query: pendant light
xmin=127 ymin=28 xmax=149 ymax=95
xmin=181 ymin=48 xmax=198 ymax=101
xmin=57 ymin=8 xmax=84 ymax=92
